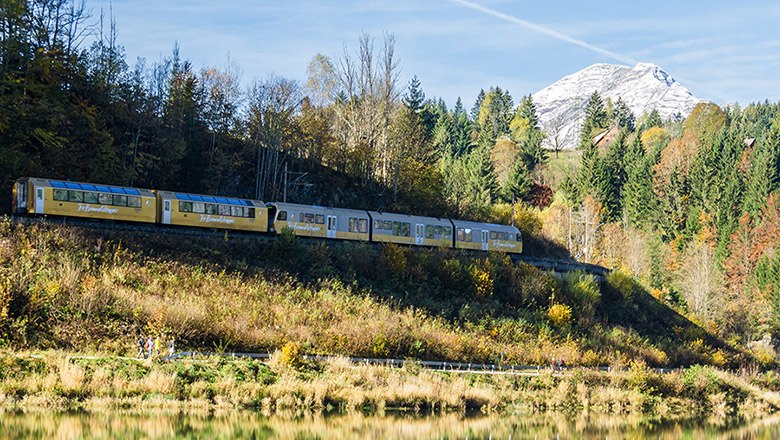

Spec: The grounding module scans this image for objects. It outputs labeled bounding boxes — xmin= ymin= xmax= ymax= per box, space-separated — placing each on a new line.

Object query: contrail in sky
xmin=449 ymin=0 xmax=639 ymax=65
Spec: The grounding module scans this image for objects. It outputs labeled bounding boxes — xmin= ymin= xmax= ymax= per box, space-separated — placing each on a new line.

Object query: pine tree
xmin=465 ymin=145 xmax=499 ymax=208
xmin=503 ymin=157 xmax=532 ymax=202
xmin=578 ymin=139 xmax=599 ymax=196
xmin=744 ymin=132 xmax=779 ymax=215
xmin=643 ymin=109 xmax=663 ymax=131
xmin=477 ymin=87 xmax=514 ymax=149
xmin=582 ymin=91 xmax=608 ymax=141
xmin=602 ymin=131 xmax=628 ymax=217
xmin=404 ymin=75 xmax=425 ymax=113
xmin=453 ymin=97 xmax=465 ymax=117
xmin=511 ymin=94 xmax=547 ymax=172
xmin=611 ymin=97 xmax=635 ymax=131
xmin=622 ymin=137 xmax=654 ymax=228
xmin=471 ymin=89 xmax=485 ymax=122
xmin=431 ymin=110 xmax=455 ymax=156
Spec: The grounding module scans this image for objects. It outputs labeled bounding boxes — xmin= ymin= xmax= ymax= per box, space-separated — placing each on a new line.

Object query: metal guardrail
xmin=163 ymin=351 xmax=678 ymax=375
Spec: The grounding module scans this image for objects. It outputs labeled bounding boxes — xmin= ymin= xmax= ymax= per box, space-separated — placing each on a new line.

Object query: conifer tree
xmin=622 ymin=137 xmax=654 ymax=228
xmin=511 ymin=94 xmax=547 ymax=172
xmin=404 ymin=75 xmax=425 ymax=112
xmin=476 ymin=87 xmax=513 ymax=149
xmin=578 ymin=138 xmax=600 ymax=197
xmin=602 ymin=131 xmax=628 ymax=218
xmin=611 ymin=97 xmax=635 ymax=132
xmin=582 ymin=91 xmax=608 ymax=142
xmin=744 ymin=132 xmax=780 ymax=216
xmin=471 ymin=89 xmax=485 ymax=122
xmin=576 ymin=92 xmax=609 ymax=199
xmin=503 ymin=158 xmax=532 ymax=202
xmin=465 ymin=145 xmax=499 ymax=208
xmin=643 ymin=109 xmax=663 ymax=131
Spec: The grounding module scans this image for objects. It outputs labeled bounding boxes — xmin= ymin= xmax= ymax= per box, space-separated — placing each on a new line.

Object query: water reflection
xmin=1 ymin=410 xmax=779 ymax=439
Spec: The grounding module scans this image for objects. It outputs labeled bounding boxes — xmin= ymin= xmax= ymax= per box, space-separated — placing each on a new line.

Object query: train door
xmin=14 ymin=179 xmax=28 ymax=214
xmin=34 ymin=185 xmax=44 ymax=214
xmin=481 ymin=230 xmax=489 ymax=251
xmin=327 ymin=215 xmax=337 ymax=238
xmin=415 ymin=224 xmax=424 ymax=245
xmin=162 ymin=199 xmax=172 ymax=224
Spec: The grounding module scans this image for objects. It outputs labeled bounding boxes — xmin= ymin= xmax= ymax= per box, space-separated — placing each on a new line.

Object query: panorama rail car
xmin=13 ymin=178 xmax=157 ymax=223
xmin=12 ymin=177 xmax=522 ymax=254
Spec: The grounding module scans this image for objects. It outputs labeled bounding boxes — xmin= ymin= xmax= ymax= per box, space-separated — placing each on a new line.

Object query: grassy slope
xmin=540 ymin=150 xmax=581 ymax=191
xmin=0 ymin=217 xmax=747 ymax=369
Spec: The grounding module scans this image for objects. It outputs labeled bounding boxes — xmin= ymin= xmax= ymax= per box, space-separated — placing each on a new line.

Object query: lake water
xmin=1 ymin=410 xmax=779 ymax=439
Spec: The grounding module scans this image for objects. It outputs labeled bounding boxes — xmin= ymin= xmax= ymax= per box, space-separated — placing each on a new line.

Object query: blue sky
xmin=91 ymin=0 xmax=780 ymax=108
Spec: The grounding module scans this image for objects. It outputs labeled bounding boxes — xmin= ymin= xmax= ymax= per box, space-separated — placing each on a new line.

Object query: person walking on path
xmin=137 ymin=335 xmax=145 ymax=359
xmin=146 ymin=335 xmax=154 ymax=359
xmin=168 ymin=337 xmax=176 ymax=357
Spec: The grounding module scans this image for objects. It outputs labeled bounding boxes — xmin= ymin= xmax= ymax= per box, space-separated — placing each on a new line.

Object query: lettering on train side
xmin=77 ymin=204 xmax=119 ymax=215
xmin=199 ymin=214 xmax=235 ymax=224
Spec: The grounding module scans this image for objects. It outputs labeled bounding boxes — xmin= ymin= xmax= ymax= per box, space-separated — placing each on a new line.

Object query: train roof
xmin=367 ymin=211 xmax=452 ymax=226
xmin=271 ymin=202 xmax=368 ymax=217
xmin=31 ymin=178 xmax=155 ymax=197
xmin=157 ymin=190 xmax=264 ymax=208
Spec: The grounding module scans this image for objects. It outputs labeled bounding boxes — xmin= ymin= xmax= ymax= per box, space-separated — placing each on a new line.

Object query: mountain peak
xmin=532 ymin=63 xmax=699 ymax=149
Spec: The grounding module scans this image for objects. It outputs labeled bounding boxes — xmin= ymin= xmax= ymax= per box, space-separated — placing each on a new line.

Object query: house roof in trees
xmin=594 ymin=126 xmax=620 ymax=150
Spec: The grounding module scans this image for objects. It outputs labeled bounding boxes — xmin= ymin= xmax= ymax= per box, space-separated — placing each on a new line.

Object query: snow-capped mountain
xmin=532 ymin=63 xmax=700 ymax=150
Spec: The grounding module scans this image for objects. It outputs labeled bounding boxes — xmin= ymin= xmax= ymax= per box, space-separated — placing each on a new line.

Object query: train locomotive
xmin=12 ymin=177 xmax=522 ymax=254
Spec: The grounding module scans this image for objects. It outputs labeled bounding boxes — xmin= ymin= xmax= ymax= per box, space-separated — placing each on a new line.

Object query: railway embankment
xmin=1 ymin=217 xmax=778 ymax=420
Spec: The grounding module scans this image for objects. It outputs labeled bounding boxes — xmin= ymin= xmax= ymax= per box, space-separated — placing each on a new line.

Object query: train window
xmin=298 ymin=213 xmax=305 ymax=222
xmin=315 ymin=214 xmax=325 ymax=224
xmin=128 ymin=196 xmax=141 ymax=208
xmin=205 ymin=203 xmax=218 ymax=214
xmin=192 ymin=202 xmax=205 ymax=213
xmin=218 ymin=205 xmax=230 ymax=216
xmin=358 ymin=218 xmax=368 ymax=233
xmin=393 ymin=222 xmax=410 ymax=237
xmin=68 ymin=190 xmax=83 ymax=202
xmin=516 ymin=234 xmax=522 ymax=242
xmin=443 ymin=226 xmax=452 ymax=237
xmin=231 ymin=206 xmax=242 ymax=217
xmin=303 ymin=213 xmax=313 ymax=223
xmin=179 ymin=201 xmax=193 ymax=212
xmin=99 ymin=193 xmax=112 ymax=205
xmin=434 ymin=226 xmax=442 ymax=235
xmin=247 ymin=208 xmax=255 ymax=218
xmin=277 ymin=211 xmax=287 ymax=221
xmin=490 ymin=231 xmax=497 ymax=239
xmin=463 ymin=229 xmax=472 ymax=242
xmin=54 ymin=189 xmax=68 ymax=201
xmin=84 ymin=192 xmax=99 ymax=204
xmin=383 ymin=220 xmax=392 ymax=230
xmin=348 ymin=217 xmax=357 ymax=232
xmin=426 ymin=225 xmax=435 ymax=239
xmin=457 ymin=228 xmax=465 ymax=241
xmin=114 ymin=195 xmax=128 ymax=207
xmin=373 ymin=219 xmax=382 ymax=230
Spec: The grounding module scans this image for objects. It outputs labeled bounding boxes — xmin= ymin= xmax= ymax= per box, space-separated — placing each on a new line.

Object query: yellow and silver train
xmin=12 ymin=177 xmax=522 ymax=254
